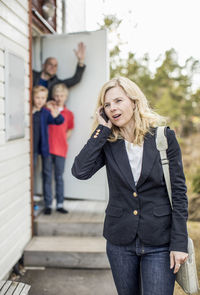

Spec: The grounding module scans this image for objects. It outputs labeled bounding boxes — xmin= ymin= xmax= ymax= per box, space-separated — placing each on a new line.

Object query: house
xmin=0 ymin=0 xmax=108 ymax=280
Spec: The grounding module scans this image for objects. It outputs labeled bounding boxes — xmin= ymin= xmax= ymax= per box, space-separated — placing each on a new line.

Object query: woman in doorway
xmin=72 ymin=76 xmax=188 ymax=295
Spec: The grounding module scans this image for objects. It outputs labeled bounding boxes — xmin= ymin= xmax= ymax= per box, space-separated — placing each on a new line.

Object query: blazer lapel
xmin=136 ymin=131 xmax=158 ymax=188
xmin=110 ymin=139 xmax=136 ymax=191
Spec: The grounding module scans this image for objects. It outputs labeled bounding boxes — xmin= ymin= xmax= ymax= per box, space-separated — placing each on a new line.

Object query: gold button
xmin=133 ymin=210 xmax=138 ymax=215
xmin=94 ymin=135 xmax=98 ymax=138
xmin=133 ymin=192 xmax=137 ymax=197
xmin=96 ymin=129 xmax=101 ymax=132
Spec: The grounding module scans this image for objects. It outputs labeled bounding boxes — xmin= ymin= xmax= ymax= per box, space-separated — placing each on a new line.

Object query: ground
xmin=20 ymin=268 xmax=116 ymax=295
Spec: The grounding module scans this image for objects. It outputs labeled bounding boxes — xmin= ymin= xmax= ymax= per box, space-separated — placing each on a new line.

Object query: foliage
xmin=99 ymin=15 xmax=122 ymax=32
xmin=100 ymin=15 xmax=200 ymax=136
xmin=192 ymin=168 xmax=200 ymax=194
xmin=111 ymin=48 xmax=200 ymax=135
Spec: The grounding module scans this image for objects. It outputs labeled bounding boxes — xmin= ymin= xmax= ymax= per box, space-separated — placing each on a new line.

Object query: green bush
xmin=192 ymin=168 xmax=200 ymax=194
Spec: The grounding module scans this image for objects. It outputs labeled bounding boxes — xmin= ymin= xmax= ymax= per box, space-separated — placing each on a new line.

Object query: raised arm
xmin=72 ymin=125 xmax=111 ymax=180
xmin=60 ymin=42 xmax=86 ymax=88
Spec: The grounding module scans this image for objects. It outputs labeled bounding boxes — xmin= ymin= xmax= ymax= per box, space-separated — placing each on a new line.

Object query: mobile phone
xmin=100 ymin=108 xmax=109 ymax=123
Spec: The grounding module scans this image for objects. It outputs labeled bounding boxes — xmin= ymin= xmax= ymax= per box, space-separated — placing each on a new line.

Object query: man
xmin=33 ymin=42 xmax=86 ymax=101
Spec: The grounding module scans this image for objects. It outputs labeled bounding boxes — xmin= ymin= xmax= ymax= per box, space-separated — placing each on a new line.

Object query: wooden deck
xmin=0 ymin=280 xmax=31 ymax=294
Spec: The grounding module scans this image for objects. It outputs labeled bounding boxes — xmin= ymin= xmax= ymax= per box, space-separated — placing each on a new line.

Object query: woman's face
xmin=104 ymin=86 xmax=135 ymax=128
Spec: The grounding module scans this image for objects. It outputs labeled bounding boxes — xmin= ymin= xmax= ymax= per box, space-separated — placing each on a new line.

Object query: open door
xmin=33 ymin=30 xmax=109 ymax=201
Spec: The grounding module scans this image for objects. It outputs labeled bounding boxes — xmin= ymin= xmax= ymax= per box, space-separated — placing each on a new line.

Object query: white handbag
xmin=156 ymin=126 xmax=200 ymax=294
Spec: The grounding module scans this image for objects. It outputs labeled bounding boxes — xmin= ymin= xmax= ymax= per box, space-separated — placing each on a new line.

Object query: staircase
xmin=24 ymin=200 xmax=110 ymax=269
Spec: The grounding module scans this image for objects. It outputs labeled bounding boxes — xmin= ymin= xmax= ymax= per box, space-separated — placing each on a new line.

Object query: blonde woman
xmin=72 ymin=77 xmax=188 ymax=295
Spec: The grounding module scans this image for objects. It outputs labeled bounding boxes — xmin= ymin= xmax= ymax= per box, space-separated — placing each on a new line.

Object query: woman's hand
xmin=96 ymin=107 xmax=112 ymax=129
xmin=170 ymin=251 xmax=188 ymax=274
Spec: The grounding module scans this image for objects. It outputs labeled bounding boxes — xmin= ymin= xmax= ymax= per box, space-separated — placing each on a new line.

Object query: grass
xmin=174 ymin=221 xmax=200 ymax=295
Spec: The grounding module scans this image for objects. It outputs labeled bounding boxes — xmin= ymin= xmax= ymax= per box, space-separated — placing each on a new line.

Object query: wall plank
xmin=0 ymin=131 xmax=5 ymax=145
xmin=0 ymin=2 xmax=29 ymax=37
xmin=57 ymin=0 xmax=63 ymax=9
xmin=0 ymin=205 xmax=31 ymax=241
xmin=0 ymin=114 xmax=5 ymax=129
xmin=25 ymin=88 xmax=30 ymax=103
xmin=0 ymin=179 xmax=30 ymax=213
xmin=0 ymin=130 xmax=29 ymax=144
xmin=0 ymin=66 xmax=4 ymax=82
xmin=0 ymin=59 xmax=28 ymax=85
xmin=25 ymin=127 xmax=31 ymax=140
xmin=56 ymin=0 xmax=63 ymax=34
xmin=0 ymin=154 xmax=30 ymax=179
xmin=0 ymin=98 xmax=4 ymax=114
xmin=0 ymin=167 xmax=30 ymax=195
xmin=25 ymin=100 xmax=30 ymax=115
xmin=0 ymin=229 xmax=31 ymax=280
xmin=16 ymin=0 xmax=28 ymax=11
xmin=0 ymin=194 xmax=30 ymax=229
xmin=0 ymin=82 xmax=5 ymax=98
xmin=0 ymin=0 xmax=28 ymax=23
xmin=0 ymin=0 xmax=31 ymax=281
xmin=0 ymin=216 xmax=31 ymax=258
xmin=0 ymin=140 xmax=29 ymax=162
xmin=0 ymin=18 xmax=28 ymax=50
xmin=0 ymin=38 xmax=29 ymax=64
xmin=25 ymin=75 xmax=30 ymax=89
xmin=0 ymin=50 xmax=4 ymax=66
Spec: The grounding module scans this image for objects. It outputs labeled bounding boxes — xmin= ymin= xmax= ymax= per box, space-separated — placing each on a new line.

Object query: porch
xmin=23 ymin=199 xmax=117 ymax=294
xmin=24 ymin=199 xmax=109 ymax=268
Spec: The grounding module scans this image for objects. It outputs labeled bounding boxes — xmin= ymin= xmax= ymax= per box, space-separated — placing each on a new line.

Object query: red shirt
xmin=49 ymin=107 xmax=74 ymax=158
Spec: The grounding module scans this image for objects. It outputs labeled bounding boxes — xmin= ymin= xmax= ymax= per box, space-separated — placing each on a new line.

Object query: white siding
xmin=0 ymin=0 xmax=31 ymax=280
xmin=64 ymin=0 xmax=86 ymax=33
xmin=56 ymin=0 xmax=63 ymax=34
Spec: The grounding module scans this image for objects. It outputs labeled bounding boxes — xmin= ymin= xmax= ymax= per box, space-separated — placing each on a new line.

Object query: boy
xmin=47 ymin=83 xmax=74 ymax=214
xmin=32 ymin=85 xmax=64 ymax=215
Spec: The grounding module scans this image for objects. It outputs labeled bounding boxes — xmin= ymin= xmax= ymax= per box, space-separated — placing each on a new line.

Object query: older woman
xmin=72 ymin=77 xmax=188 ymax=295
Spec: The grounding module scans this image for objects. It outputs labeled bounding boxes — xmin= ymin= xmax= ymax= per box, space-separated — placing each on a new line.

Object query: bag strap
xmin=155 ymin=126 xmax=173 ymax=209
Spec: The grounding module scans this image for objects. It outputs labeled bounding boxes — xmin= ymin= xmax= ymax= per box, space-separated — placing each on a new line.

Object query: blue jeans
xmin=34 ymin=154 xmax=65 ymax=208
xmin=51 ymin=154 xmax=66 ymax=208
xmin=42 ymin=154 xmax=65 ymax=208
xmin=106 ymin=237 xmax=175 ymax=295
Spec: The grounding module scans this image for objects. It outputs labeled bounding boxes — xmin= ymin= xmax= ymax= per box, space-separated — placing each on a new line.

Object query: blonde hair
xmin=52 ymin=83 xmax=69 ymax=98
xmin=32 ymin=86 xmax=48 ymax=103
xmin=92 ymin=76 xmax=166 ymax=145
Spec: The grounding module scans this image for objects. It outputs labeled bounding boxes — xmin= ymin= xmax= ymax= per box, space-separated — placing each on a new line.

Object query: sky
xmin=85 ymin=0 xmax=200 ymax=86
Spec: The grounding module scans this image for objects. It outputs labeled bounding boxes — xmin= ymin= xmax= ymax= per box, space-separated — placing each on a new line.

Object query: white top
xmin=125 ymin=140 xmax=144 ymax=185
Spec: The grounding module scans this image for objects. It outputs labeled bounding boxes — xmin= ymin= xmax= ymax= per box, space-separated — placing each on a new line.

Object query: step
xmin=35 ymin=220 xmax=104 ymax=237
xmin=34 ymin=214 xmax=104 ymax=237
xmin=24 ymin=236 xmax=110 ymax=269
xmin=34 ymin=200 xmax=106 ymax=237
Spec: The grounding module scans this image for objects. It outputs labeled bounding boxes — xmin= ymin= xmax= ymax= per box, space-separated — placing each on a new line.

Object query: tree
xmin=100 ymin=15 xmax=200 ymax=136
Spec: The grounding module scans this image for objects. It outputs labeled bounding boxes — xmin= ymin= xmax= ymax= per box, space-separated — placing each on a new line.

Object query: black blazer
xmin=72 ymin=125 xmax=188 ymax=252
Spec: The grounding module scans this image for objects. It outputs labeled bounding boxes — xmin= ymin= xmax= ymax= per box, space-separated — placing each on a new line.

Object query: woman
xmin=72 ymin=77 xmax=188 ymax=295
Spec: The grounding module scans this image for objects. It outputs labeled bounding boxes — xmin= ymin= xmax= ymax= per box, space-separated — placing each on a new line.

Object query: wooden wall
xmin=0 ymin=0 xmax=31 ymax=280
